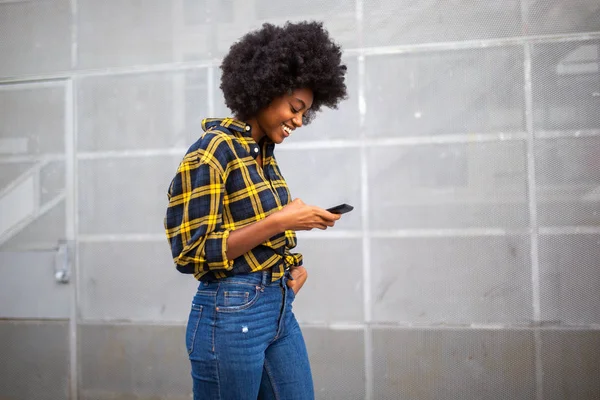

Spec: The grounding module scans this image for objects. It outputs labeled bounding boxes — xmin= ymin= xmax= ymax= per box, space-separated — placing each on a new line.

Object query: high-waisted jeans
xmin=186 ymin=269 xmax=314 ymax=399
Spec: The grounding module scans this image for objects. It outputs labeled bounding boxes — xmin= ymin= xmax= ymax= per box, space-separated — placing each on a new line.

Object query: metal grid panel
xmin=0 ymin=321 xmax=70 ymax=400
xmin=40 ymin=161 xmax=66 ymax=204
xmin=292 ymin=238 xmax=364 ymax=323
xmin=525 ymin=0 xmax=600 ymax=36
xmin=532 ymin=40 xmax=600 ymax=133
xmin=78 ymin=155 xmax=180 ymax=235
xmin=303 ymin=327 xmax=366 ymax=399
xmin=77 ymin=70 xmax=209 ymax=152
xmin=0 ymin=162 xmax=35 ymax=188
xmin=371 ymin=236 xmax=533 ymax=324
xmin=78 ymin=242 xmax=197 ymax=322
xmin=79 ymin=324 xmax=191 ymax=399
xmin=367 ymin=141 xmax=529 ymax=230
xmin=536 ymin=137 xmax=600 ymax=227
xmin=372 ymin=328 xmax=537 ymax=400
xmin=213 ymin=0 xmax=358 ymax=57
xmin=77 ymin=0 xmax=177 ymax=69
xmin=363 ymin=0 xmax=523 ymax=47
xmin=0 ymin=203 xmax=66 ymax=251
xmin=0 ymin=82 xmax=67 ymax=252
xmin=365 ymin=48 xmax=526 ymax=138
xmin=539 ymin=234 xmax=600 ymax=325
xmin=540 ymin=330 xmax=600 ymax=400
xmin=0 ymin=0 xmax=71 ymax=77
xmin=0 ymin=83 xmax=66 ymax=155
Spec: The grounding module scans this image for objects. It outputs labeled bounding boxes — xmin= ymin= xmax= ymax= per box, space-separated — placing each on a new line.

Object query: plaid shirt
xmin=164 ymin=118 xmax=302 ymax=282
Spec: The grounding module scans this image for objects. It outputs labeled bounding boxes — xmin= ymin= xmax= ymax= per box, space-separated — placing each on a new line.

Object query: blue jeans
xmin=186 ymin=269 xmax=314 ymax=400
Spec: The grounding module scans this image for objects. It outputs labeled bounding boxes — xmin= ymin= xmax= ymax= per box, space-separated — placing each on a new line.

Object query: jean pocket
xmin=185 ymin=303 xmax=203 ymax=355
xmin=224 ymin=290 xmax=250 ymax=306
xmin=217 ymin=286 xmax=261 ymax=312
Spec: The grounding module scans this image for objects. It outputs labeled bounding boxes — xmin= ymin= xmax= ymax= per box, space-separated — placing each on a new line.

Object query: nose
xmin=292 ymin=114 xmax=303 ymax=128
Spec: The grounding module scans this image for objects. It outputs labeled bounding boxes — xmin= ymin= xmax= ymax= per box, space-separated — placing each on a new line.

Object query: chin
xmin=269 ymin=132 xmax=285 ymax=144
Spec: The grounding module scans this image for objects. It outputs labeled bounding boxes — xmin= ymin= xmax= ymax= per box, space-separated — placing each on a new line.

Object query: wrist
xmin=267 ymin=211 xmax=287 ymax=233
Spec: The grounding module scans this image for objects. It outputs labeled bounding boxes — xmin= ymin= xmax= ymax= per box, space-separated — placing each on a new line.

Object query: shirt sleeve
xmin=164 ymin=153 xmax=233 ymax=277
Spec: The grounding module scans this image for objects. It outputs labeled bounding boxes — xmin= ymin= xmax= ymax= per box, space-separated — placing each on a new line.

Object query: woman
xmin=165 ymin=21 xmax=347 ymax=399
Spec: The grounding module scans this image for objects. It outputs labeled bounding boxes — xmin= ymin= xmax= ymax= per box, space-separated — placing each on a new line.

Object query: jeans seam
xmin=187 ymin=304 xmax=203 ymax=355
xmin=215 ymin=358 xmax=222 ymax=400
xmin=263 ymin=358 xmax=281 ymax=400
xmin=211 ymin=303 xmax=217 ymax=354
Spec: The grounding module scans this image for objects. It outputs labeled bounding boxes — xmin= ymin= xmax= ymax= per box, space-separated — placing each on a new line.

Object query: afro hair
xmin=220 ymin=21 xmax=348 ymax=124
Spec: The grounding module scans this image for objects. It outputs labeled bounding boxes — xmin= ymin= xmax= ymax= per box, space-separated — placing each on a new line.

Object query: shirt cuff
xmin=205 ymin=229 xmax=235 ymax=270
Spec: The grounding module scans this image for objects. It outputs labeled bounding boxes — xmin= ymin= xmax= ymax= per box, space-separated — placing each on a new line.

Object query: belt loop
xmin=261 ymin=269 xmax=269 ymax=288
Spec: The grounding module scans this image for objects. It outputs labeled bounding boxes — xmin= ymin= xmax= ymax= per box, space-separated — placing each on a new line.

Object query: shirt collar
xmin=201 ymin=117 xmax=274 ymax=160
xmin=201 ymin=117 xmax=252 ymax=137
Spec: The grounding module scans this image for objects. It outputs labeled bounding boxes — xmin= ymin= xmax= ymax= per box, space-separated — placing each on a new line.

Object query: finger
xmin=315 ymin=208 xmax=341 ymax=221
xmin=286 ymin=279 xmax=298 ymax=290
xmin=289 ymin=266 xmax=306 ymax=280
xmin=316 ymin=216 xmax=336 ymax=227
xmin=287 ymin=278 xmax=303 ymax=291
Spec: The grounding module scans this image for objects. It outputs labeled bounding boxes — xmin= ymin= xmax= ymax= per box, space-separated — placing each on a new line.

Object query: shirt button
xmin=254 ymin=148 xmax=259 ymax=153
xmin=245 ymin=125 xmax=251 ymax=131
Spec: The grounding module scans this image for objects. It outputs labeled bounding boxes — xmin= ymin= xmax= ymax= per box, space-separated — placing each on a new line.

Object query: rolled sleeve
xmin=165 ymin=150 xmax=234 ymax=277
xmin=203 ymin=229 xmax=233 ymax=270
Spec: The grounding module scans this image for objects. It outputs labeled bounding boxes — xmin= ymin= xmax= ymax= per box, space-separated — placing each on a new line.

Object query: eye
xmin=290 ymin=105 xmax=299 ymax=114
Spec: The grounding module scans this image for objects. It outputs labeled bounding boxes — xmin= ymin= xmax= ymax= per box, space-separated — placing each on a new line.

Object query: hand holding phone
xmin=326 ymin=203 xmax=354 ymax=214
xmin=277 ymin=198 xmax=342 ymax=231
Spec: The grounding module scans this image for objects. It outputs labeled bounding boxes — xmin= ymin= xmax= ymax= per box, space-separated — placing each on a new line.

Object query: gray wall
xmin=1 ymin=0 xmax=599 ymax=399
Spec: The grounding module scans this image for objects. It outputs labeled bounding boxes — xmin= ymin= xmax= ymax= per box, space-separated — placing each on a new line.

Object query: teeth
xmin=282 ymin=124 xmax=292 ymax=134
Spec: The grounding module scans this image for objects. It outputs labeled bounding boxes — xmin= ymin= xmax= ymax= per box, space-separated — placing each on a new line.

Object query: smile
xmin=282 ymin=124 xmax=293 ymax=136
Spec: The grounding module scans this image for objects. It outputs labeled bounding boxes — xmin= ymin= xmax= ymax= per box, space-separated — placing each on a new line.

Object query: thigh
xmin=186 ymin=293 xmax=221 ymax=400
xmin=188 ymin=279 xmax=281 ymax=400
xmin=258 ymin=321 xmax=314 ymax=400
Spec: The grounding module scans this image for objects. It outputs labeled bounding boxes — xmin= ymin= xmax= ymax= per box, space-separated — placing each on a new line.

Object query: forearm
xmin=225 ymin=214 xmax=285 ymax=260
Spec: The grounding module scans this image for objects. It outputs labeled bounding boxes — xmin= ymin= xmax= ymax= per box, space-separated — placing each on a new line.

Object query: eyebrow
xmin=294 ymin=98 xmax=309 ymax=110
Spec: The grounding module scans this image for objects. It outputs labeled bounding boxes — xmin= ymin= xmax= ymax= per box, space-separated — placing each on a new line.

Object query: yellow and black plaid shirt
xmin=164 ymin=118 xmax=302 ymax=282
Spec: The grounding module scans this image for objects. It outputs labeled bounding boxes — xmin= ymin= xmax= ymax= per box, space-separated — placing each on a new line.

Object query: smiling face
xmin=247 ymin=88 xmax=314 ymax=144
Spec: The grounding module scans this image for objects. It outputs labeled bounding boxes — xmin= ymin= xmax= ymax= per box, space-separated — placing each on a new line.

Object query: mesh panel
xmin=364 ymin=0 xmax=523 ymax=46
xmin=365 ymin=48 xmax=526 ymax=137
xmin=536 ymin=137 xmax=600 ymax=227
xmin=525 ymin=0 xmax=600 ymax=36
xmin=1 ymin=0 xmax=600 ymax=399
xmin=368 ymin=141 xmax=529 ymax=230
xmin=372 ymin=328 xmax=537 ymax=400
xmin=0 ymin=0 xmax=71 ymax=76
xmin=532 ymin=40 xmax=600 ymax=132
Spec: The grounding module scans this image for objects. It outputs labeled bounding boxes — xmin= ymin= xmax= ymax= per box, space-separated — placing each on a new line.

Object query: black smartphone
xmin=326 ymin=203 xmax=354 ymax=214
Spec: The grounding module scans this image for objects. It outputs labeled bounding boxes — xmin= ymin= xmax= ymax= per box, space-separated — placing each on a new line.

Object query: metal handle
xmin=54 ymin=241 xmax=71 ymax=284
